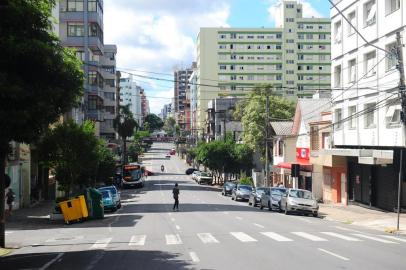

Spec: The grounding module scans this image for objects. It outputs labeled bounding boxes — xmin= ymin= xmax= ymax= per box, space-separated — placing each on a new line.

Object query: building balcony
xmin=86 ymin=109 xmax=104 ymax=122
xmin=62 ymin=36 xmax=104 ymax=54
xmin=60 ymin=11 xmax=103 ymax=32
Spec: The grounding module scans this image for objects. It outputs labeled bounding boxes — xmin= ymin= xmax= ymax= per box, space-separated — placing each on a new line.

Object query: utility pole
xmin=223 ymin=110 xmax=227 ymax=141
xmin=396 ymin=32 xmax=405 ymax=231
xmin=265 ymin=88 xmax=270 ymax=187
xmin=115 ymin=71 xmax=123 ymax=166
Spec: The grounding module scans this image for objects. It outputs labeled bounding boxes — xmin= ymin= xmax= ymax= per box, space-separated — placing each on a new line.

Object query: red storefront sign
xmin=296 ymin=147 xmax=310 ymax=161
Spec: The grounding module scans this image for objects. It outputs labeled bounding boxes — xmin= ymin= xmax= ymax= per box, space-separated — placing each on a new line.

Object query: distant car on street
xmin=231 ymin=184 xmax=252 ymax=201
xmin=280 ymin=188 xmax=319 ymax=217
xmin=197 ymin=172 xmax=213 ymax=185
xmin=191 ymin=171 xmax=201 ymax=181
xmin=100 ymin=190 xmax=117 ymax=212
xmin=98 ymin=186 xmax=121 ymax=209
xmin=185 ymin=168 xmax=198 ymax=175
xmin=222 ymin=182 xmax=236 ymax=196
xmin=165 ymin=153 xmax=171 ymax=158
xmin=259 ymin=187 xmax=287 ymax=211
xmin=248 ymin=187 xmax=267 ymax=207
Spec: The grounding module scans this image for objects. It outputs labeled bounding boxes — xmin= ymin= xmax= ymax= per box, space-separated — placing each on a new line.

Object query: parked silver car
xmin=248 ymin=187 xmax=267 ymax=207
xmin=191 ymin=171 xmax=201 ymax=181
xmin=197 ymin=172 xmax=213 ymax=185
xmin=259 ymin=187 xmax=286 ymax=211
xmin=231 ymin=184 xmax=252 ymax=201
xmin=280 ymin=188 xmax=319 ymax=217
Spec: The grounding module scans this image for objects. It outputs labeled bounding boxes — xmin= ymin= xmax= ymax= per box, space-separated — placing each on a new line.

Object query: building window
xmin=364 ymin=50 xmax=376 ymax=77
xmin=219 ymin=34 xmax=226 ymax=39
xmin=230 ymin=33 xmax=237 ymax=39
xmin=231 ymin=85 xmax=236 ymax=91
xmin=230 ymin=75 xmax=236 ymax=81
xmin=104 ymin=119 xmax=114 ymax=128
xmin=322 ymin=132 xmax=331 ymax=149
xmin=334 ymin=21 xmax=342 ymax=44
xmin=88 ymin=0 xmax=100 ymax=12
xmin=247 ymin=75 xmax=254 ymax=80
xmin=364 ymin=103 xmax=376 ymax=128
xmin=347 ymin=11 xmax=356 ymax=36
xmin=306 ymin=34 xmax=313 ymax=40
xmin=306 ymin=65 xmax=313 ymax=70
xmin=286 ymin=49 xmax=294 ymax=54
xmin=286 ymin=39 xmax=294 ymax=43
xmin=298 ymin=34 xmax=304 ymax=40
xmin=286 ymin=60 xmax=294 ymax=64
xmin=104 ymin=105 xmax=115 ymax=114
xmin=298 ymin=54 xmax=304 ymax=60
xmin=276 ymin=45 xmax=282 ymax=50
xmin=286 ymin=4 xmax=294 ymax=8
xmin=67 ymin=0 xmax=84 ymax=12
xmin=219 ymin=65 xmax=227 ymax=70
xmin=334 ymin=65 xmax=342 ymax=87
xmin=335 ymin=108 xmax=343 ymax=129
xmin=286 ymin=70 xmax=294 ymax=74
xmin=88 ymin=95 xmax=98 ymax=110
xmin=286 ymin=80 xmax=294 ymax=85
xmin=298 ymin=75 xmax=304 ymax=80
xmin=88 ymin=22 xmax=103 ymax=41
xmin=348 ymin=59 xmax=356 ymax=83
xmin=276 ymin=33 xmax=282 ymax=38
xmin=386 ymin=42 xmax=397 ymax=71
xmin=75 ymin=50 xmax=85 ymax=61
xmin=385 ymin=103 xmax=401 ymax=126
xmin=67 ymin=22 xmax=84 ymax=36
xmin=310 ymin=127 xmax=319 ymax=150
xmin=319 ymin=34 xmax=327 ymax=40
xmin=219 ymin=44 xmax=226 ymax=49
xmin=348 ymin=106 xmax=357 ymax=129
xmin=364 ymin=0 xmax=376 ymax=27
xmin=286 ymin=18 xmax=294 ymax=22
xmin=105 ymin=79 xmax=115 ymax=87
xmin=276 ymin=75 xmax=282 ymax=80
xmin=385 ymin=0 xmax=400 ymax=15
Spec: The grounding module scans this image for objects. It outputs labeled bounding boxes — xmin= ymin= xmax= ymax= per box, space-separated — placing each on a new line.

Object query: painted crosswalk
xmin=50 ymin=232 xmax=405 ymax=250
xmin=89 ymin=238 xmax=112 ymax=249
xmin=129 ymin=235 xmax=147 ymax=246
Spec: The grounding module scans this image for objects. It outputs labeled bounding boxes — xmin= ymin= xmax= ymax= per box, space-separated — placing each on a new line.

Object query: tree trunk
xmin=0 ymin=148 xmax=7 ymax=248
xmin=123 ymin=137 xmax=127 ymax=164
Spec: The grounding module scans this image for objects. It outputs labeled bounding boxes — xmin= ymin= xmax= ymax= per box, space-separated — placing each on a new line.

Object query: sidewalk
xmin=5 ymin=200 xmax=57 ymax=230
xmin=319 ymin=203 xmax=406 ymax=235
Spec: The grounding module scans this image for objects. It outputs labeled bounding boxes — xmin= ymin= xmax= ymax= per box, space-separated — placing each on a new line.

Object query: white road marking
xmin=129 ymin=235 xmax=146 ymax=246
xmin=89 ymin=238 xmax=112 ymax=249
xmin=236 ymin=216 xmax=243 ymax=220
xmin=171 ymin=218 xmax=175 ymax=222
xmin=197 ymin=233 xmax=219 ymax=244
xmin=253 ymin=223 xmax=265 ymax=228
xmin=352 ymin=233 xmax=399 ymax=244
xmin=165 ymin=234 xmax=182 ymax=245
xmin=5 ymin=231 xmax=14 ymax=236
xmin=168 ymin=213 xmax=172 ymax=216
xmin=39 ymin=253 xmax=64 ymax=270
xmin=297 ymin=217 xmax=313 ymax=224
xmin=175 ymin=225 xmax=181 ymax=230
xmin=321 ymin=232 xmax=361 ymax=241
xmin=223 ymin=211 xmax=229 ymax=215
xmin=261 ymin=232 xmax=293 ymax=242
xmin=189 ymin=252 xmax=200 ymax=263
xmin=230 ymin=232 xmax=257 ymax=242
xmin=334 ymin=226 xmax=364 ymax=234
xmin=45 ymin=236 xmax=85 ymax=243
xmin=318 ymin=248 xmax=350 ymax=261
xmin=379 ymin=235 xmax=406 ymax=243
xmin=292 ymin=232 xmax=327 ymax=241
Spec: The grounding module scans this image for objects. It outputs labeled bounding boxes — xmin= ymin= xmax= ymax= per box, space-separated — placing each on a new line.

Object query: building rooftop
xmin=270 ymin=121 xmax=293 ymax=136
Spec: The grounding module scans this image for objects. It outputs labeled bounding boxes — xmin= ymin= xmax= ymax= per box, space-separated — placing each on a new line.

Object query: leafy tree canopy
xmin=114 ymin=105 xmax=138 ymax=139
xmin=239 ymin=85 xmax=295 ymax=153
xmin=144 ymin=114 xmax=164 ymax=132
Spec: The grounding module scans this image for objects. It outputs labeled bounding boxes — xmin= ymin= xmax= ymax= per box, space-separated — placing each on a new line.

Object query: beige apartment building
xmin=195 ymin=0 xmax=331 ymax=132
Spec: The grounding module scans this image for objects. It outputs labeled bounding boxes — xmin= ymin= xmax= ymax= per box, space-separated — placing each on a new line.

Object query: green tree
xmin=95 ymin=141 xmax=116 ymax=185
xmin=163 ymin=117 xmax=176 ymax=136
xmin=144 ymin=114 xmax=164 ymax=132
xmin=39 ymin=121 xmax=99 ymax=197
xmin=0 ymin=0 xmax=83 ymax=247
xmin=114 ymin=105 xmax=139 ymax=164
xmin=239 ymin=85 xmax=295 ymax=155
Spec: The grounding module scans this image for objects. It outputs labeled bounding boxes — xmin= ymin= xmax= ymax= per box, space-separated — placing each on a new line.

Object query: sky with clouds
xmin=104 ymin=0 xmax=330 ymax=114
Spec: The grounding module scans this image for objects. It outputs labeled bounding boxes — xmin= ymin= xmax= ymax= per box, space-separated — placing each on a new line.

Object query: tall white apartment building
xmin=329 ymin=0 xmax=406 ymax=211
xmin=195 ymin=0 xmax=331 ymax=132
xmin=120 ymin=76 xmax=143 ymax=126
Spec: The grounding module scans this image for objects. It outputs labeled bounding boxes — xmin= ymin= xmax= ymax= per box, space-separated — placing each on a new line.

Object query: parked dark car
xmin=185 ymin=168 xmax=198 ymax=175
xmin=259 ymin=187 xmax=287 ymax=211
xmin=231 ymin=184 xmax=252 ymax=201
xmin=222 ymin=182 xmax=236 ymax=196
xmin=248 ymin=187 xmax=267 ymax=207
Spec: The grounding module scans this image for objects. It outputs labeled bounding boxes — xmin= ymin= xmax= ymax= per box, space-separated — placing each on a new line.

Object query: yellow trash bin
xmin=59 ymin=195 xmax=89 ymax=224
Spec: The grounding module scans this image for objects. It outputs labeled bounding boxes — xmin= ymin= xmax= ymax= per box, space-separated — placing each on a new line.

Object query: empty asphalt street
xmin=1 ymin=142 xmax=406 ymax=270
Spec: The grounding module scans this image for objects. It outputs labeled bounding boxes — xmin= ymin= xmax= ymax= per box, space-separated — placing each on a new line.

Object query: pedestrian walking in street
xmin=6 ymin=188 xmax=16 ymax=217
xmin=172 ymin=183 xmax=179 ymax=211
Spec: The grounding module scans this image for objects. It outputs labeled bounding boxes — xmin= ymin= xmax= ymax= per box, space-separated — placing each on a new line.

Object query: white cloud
xmin=104 ymin=0 xmax=230 ymax=113
xmin=267 ymin=0 xmax=322 ymax=27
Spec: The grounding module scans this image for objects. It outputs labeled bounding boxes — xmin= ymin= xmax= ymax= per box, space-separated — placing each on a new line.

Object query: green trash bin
xmin=85 ymin=188 xmax=104 ymax=219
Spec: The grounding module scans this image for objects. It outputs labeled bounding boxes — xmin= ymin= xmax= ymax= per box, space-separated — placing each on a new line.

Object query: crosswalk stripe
xmin=129 ymin=235 xmax=146 ymax=246
xmin=261 ymin=232 xmax=293 ymax=242
xmin=90 ymin=238 xmax=112 ymax=249
xmin=379 ymin=235 xmax=406 ymax=243
xmin=292 ymin=232 xmax=327 ymax=241
xmin=197 ymin=233 xmax=219 ymax=244
xmin=321 ymin=232 xmax=361 ymax=241
xmin=352 ymin=234 xmax=399 ymax=244
xmin=230 ymin=232 xmax=257 ymax=242
xmin=165 ymin=234 xmax=182 ymax=245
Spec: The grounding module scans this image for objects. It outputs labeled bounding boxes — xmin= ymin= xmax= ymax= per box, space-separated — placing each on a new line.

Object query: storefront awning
xmin=276 ymin=161 xmax=313 ymax=172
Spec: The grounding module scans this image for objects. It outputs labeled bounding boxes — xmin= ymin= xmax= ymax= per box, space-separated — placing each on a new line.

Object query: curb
xmin=0 ymin=248 xmax=12 ymax=257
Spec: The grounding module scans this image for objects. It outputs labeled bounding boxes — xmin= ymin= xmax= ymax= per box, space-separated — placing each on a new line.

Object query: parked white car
xmin=280 ymin=188 xmax=319 ymax=217
xmin=191 ymin=171 xmax=201 ymax=181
